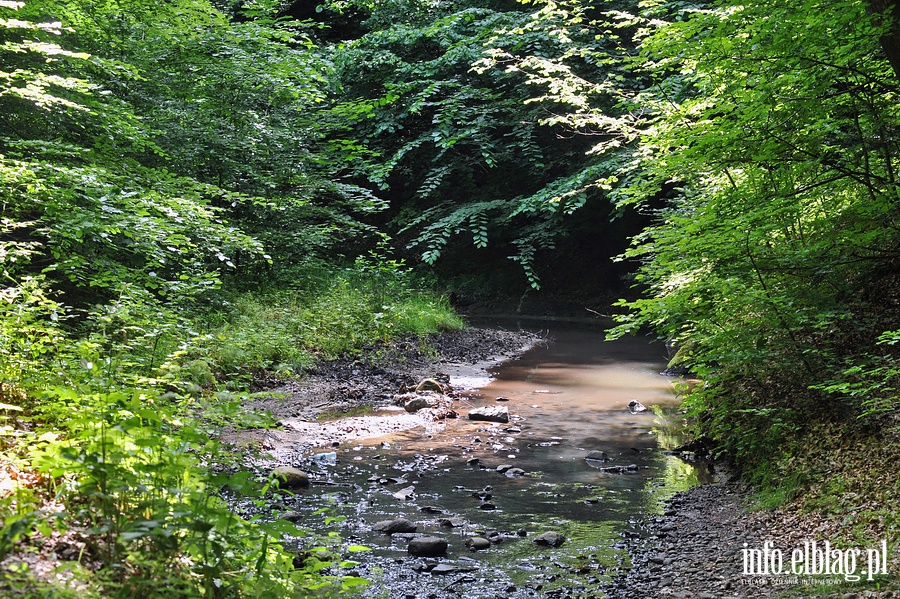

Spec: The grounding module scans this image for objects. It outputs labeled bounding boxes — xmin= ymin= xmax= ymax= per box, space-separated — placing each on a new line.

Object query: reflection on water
xmin=248 ymin=321 xmax=713 ymax=598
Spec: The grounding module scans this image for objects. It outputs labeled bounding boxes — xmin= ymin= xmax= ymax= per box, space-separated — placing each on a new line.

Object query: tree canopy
xmin=3 ymin=0 xmax=900 ymax=595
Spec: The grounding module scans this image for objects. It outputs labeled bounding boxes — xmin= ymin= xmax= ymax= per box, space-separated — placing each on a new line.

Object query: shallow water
xmin=237 ymin=321 xmax=710 ymax=598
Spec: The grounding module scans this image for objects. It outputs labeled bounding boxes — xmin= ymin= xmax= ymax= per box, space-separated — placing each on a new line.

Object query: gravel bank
xmin=606 ymin=479 xmax=898 ymax=598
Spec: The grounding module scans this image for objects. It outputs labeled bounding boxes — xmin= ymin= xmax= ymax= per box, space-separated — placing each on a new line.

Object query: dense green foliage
xmin=4 ymin=0 xmax=900 ymax=593
xmin=601 ymin=0 xmax=900 ymax=484
xmin=320 ymin=0 xmax=900 ymax=492
xmin=0 ymin=0 xmax=461 ymax=596
xmin=316 ymin=0 xmax=638 ymax=290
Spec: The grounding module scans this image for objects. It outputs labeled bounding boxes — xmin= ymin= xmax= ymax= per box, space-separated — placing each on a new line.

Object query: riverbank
xmin=239 ymin=325 xmax=899 ymax=599
xmin=222 ymin=322 xmax=692 ymax=599
xmin=249 ymin=327 xmax=544 ymax=421
xmin=220 ymin=327 xmax=542 ymax=458
xmin=605 ymin=476 xmax=899 ymax=598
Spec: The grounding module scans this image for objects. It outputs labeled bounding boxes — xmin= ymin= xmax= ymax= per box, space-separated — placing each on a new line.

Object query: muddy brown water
xmin=232 ymin=321 xmax=711 ymax=598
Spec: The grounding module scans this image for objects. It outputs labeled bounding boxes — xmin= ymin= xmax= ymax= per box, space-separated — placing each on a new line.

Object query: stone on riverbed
xmin=469 ymin=406 xmax=509 ymax=423
xmin=402 ymin=392 xmax=442 ymax=413
xmin=438 ymin=517 xmax=466 ymax=528
xmin=403 ymin=395 xmax=438 ymax=414
xmin=431 ymin=563 xmax=475 ymax=575
xmin=392 ymin=485 xmax=417 ymax=500
xmin=408 ymin=537 xmax=448 ymax=557
xmin=533 ymin=531 xmax=566 ymax=548
xmin=372 ymin=518 xmax=418 ymax=535
xmin=394 ymin=391 xmax=457 ymax=420
xmin=466 ymin=537 xmax=492 ymax=551
xmin=277 ymin=511 xmax=303 ymax=523
xmin=585 ymin=450 xmax=610 ymax=463
xmin=271 ymin=466 xmax=310 ymax=489
xmin=598 ymin=464 xmax=639 ymax=474
xmin=628 ymin=400 xmax=647 ymax=413
xmin=415 ymin=378 xmax=448 ymax=393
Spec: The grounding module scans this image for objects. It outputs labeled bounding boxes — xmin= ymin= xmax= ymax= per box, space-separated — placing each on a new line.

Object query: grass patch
xmin=750 ymin=470 xmax=809 ymax=511
xmin=194 ymin=279 xmax=463 ymax=378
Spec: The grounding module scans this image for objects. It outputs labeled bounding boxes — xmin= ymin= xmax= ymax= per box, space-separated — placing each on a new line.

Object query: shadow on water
xmin=231 ymin=320 xmax=713 ymax=598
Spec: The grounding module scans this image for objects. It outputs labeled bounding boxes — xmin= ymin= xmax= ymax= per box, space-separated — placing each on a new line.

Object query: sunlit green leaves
xmin=605 ymin=0 xmax=900 ymax=472
xmin=326 ymin=1 xmax=628 ymax=287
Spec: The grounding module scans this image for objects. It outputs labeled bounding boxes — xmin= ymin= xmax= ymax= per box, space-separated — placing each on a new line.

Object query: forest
xmin=1 ymin=0 xmax=898 ymax=596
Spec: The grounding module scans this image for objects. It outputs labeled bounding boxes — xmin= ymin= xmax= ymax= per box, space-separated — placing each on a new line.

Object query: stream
xmin=232 ymin=321 xmax=711 ymax=598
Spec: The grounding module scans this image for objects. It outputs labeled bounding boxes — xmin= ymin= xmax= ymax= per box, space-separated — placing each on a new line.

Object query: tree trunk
xmin=868 ymin=0 xmax=900 ymax=81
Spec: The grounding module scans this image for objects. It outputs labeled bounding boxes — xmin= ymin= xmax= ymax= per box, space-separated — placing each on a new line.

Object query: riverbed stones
xmin=627 ymin=400 xmax=647 ymax=413
xmin=533 ymin=531 xmax=566 ymax=548
xmin=415 ymin=378 xmax=447 ymax=393
xmin=408 ymin=537 xmax=448 ymax=557
xmin=598 ymin=464 xmax=638 ymax=474
xmin=504 ymin=467 xmax=526 ymax=477
xmin=585 ymin=450 xmax=610 ymax=462
xmin=402 ymin=393 xmax=442 ymax=413
xmin=271 ymin=466 xmax=310 ymax=489
xmin=603 ymin=481 xmax=792 ymax=599
xmin=466 ymin=537 xmax=492 ymax=551
xmin=392 ymin=485 xmax=416 ymax=500
xmin=372 ymin=518 xmax=418 ymax=534
xmin=468 ymin=406 xmax=509 ymax=423
xmin=430 ymin=563 xmax=475 ymax=575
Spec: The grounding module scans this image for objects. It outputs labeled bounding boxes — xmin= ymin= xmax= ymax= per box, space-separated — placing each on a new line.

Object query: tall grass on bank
xmin=0 ymin=271 xmax=463 ymax=598
xmin=195 ymin=279 xmax=465 ymax=379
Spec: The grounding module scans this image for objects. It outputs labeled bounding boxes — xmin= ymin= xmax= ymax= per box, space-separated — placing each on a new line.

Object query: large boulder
xmin=271 ymin=466 xmax=309 ymax=489
xmin=372 ymin=518 xmax=418 ymax=535
xmin=408 ymin=537 xmax=448 ymax=557
xmin=468 ymin=406 xmax=509 ymax=423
